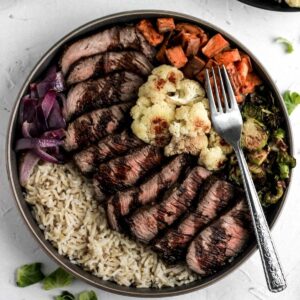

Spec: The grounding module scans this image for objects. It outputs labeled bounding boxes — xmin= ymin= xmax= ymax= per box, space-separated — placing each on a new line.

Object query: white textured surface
xmin=1 ymin=0 xmax=300 ymax=299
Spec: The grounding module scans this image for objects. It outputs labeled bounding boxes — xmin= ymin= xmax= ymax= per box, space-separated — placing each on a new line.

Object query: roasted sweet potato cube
xmin=157 ymin=18 xmax=175 ymax=33
xmin=156 ymin=32 xmax=172 ymax=63
xmin=214 ymin=49 xmax=241 ymax=65
xmin=226 ymin=63 xmax=242 ymax=92
xmin=165 ymin=46 xmax=188 ymax=68
xmin=175 ymin=23 xmax=205 ymax=36
xmin=236 ymin=54 xmax=253 ymax=82
xmin=183 ymin=56 xmax=206 ymax=78
xmin=137 ymin=19 xmax=164 ymax=46
xmin=240 ymin=73 xmax=262 ymax=95
xmin=195 ymin=59 xmax=218 ymax=82
xmin=185 ymin=37 xmax=201 ymax=57
xmin=199 ymin=33 xmax=209 ymax=48
xmin=202 ymin=34 xmax=230 ymax=58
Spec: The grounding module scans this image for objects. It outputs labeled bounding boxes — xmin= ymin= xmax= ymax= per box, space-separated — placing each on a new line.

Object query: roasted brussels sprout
xmin=272 ymin=128 xmax=288 ymax=152
xmin=248 ymin=149 xmax=269 ymax=166
xmin=277 ymin=151 xmax=296 ymax=179
xmin=245 ymin=90 xmax=282 ymax=128
xmin=242 ymin=103 xmax=263 ymax=120
xmin=229 ymin=161 xmax=266 ymax=186
xmin=248 ymin=164 xmax=267 ymax=182
xmin=264 ymin=181 xmax=285 ymax=205
xmin=230 ymin=87 xmax=296 ymax=207
xmin=241 ymin=118 xmax=268 ymax=151
xmin=279 ymin=164 xmax=289 ymax=180
xmin=274 ymin=128 xmax=285 ymax=140
xmin=229 ymin=165 xmax=242 ymax=186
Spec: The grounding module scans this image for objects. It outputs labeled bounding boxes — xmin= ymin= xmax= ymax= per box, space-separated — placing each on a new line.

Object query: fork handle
xmin=234 ymin=144 xmax=286 ymax=293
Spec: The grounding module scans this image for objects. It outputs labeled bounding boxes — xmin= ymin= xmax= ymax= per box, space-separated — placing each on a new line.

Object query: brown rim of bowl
xmin=6 ymin=10 xmax=294 ymax=298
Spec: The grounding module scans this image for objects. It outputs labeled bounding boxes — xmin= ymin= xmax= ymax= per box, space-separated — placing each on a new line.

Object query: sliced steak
xmin=128 ymin=166 xmax=211 ymax=244
xmin=64 ymin=71 xmax=143 ymax=120
xmin=64 ymin=103 xmax=131 ymax=151
xmin=73 ymin=130 xmax=144 ymax=174
xmin=61 ymin=26 xmax=156 ymax=75
xmin=153 ymin=178 xmax=235 ymax=263
xmin=94 ymin=145 xmax=163 ymax=196
xmin=66 ymin=54 xmax=104 ymax=86
xmin=67 ymin=51 xmax=153 ymax=85
xmin=103 ymin=51 xmax=153 ymax=77
xmin=186 ymin=199 xmax=251 ymax=276
xmin=107 ymin=154 xmax=189 ymax=231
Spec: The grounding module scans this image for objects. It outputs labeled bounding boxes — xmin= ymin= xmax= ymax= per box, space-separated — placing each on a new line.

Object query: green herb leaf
xmin=54 ymin=291 xmax=75 ymax=300
xmin=16 ymin=262 xmax=45 ymax=287
xmin=283 ymin=91 xmax=300 ymax=115
xmin=43 ymin=267 xmax=73 ymax=290
xmin=275 ymin=37 xmax=294 ymax=53
xmin=78 ymin=290 xmax=98 ymax=300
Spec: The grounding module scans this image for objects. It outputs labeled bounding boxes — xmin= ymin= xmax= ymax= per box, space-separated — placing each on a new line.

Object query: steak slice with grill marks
xmin=186 ymin=198 xmax=251 ymax=276
xmin=153 ymin=177 xmax=235 ymax=263
xmin=106 ymin=154 xmax=189 ymax=231
xmin=64 ymin=71 xmax=143 ymax=120
xmin=67 ymin=51 xmax=153 ymax=85
xmin=93 ymin=145 xmax=163 ymax=199
xmin=73 ymin=130 xmax=144 ymax=174
xmin=128 ymin=166 xmax=211 ymax=244
xmin=64 ymin=103 xmax=131 ymax=152
xmin=61 ymin=25 xmax=156 ymax=75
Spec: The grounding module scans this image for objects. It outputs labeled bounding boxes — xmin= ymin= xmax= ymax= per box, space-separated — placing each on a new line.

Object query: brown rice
xmin=24 ymin=162 xmax=198 ymax=288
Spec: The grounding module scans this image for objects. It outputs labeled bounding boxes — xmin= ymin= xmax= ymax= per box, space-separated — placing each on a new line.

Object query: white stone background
xmin=1 ymin=0 xmax=300 ymax=299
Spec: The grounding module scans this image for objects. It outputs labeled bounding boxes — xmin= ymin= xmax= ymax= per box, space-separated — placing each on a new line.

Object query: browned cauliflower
xmin=165 ymin=102 xmax=211 ymax=156
xmin=131 ymin=64 xmax=233 ymax=171
xmin=131 ymin=65 xmax=207 ymax=147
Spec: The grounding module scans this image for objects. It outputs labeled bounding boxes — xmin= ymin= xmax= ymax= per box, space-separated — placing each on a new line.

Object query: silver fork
xmin=205 ymin=66 xmax=286 ymax=293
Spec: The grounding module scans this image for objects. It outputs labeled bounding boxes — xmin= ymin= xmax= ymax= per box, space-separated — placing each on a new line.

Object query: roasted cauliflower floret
xmin=168 ymin=79 xmax=205 ymax=105
xmin=165 ymin=133 xmax=208 ymax=156
xmin=164 ymin=102 xmax=211 ymax=155
xmin=170 ymin=102 xmax=211 ymax=137
xmin=209 ymin=129 xmax=233 ymax=155
xmin=199 ymin=146 xmax=227 ymax=171
xmin=131 ymin=65 xmax=208 ymax=147
xmin=131 ymin=100 xmax=175 ymax=146
xmin=138 ymin=65 xmax=184 ymax=104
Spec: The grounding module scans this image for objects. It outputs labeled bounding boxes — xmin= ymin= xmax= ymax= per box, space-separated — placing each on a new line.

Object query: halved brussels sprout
xmin=264 ymin=181 xmax=285 ymax=205
xmin=277 ymin=151 xmax=296 ymax=179
xmin=248 ymin=164 xmax=267 ymax=182
xmin=241 ymin=118 xmax=268 ymax=151
xmin=272 ymin=128 xmax=288 ymax=152
xmin=248 ymin=149 xmax=269 ymax=166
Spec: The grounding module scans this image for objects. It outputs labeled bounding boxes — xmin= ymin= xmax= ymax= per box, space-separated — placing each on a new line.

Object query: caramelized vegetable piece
xmin=202 ymin=34 xmax=230 ymax=58
xmin=174 ymin=23 xmax=208 ymax=51
xmin=214 ymin=49 xmax=241 ymax=65
xmin=175 ymin=22 xmax=205 ymax=36
xmin=185 ymin=36 xmax=201 ymax=57
xmin=165 ymin=45 xmax=188 ymax=68
xmin=156 ymin=32 xmax=172 ymax=63
xmin=137 ymin=19 xmax=164 ymax=46
xmin=195 ymin=59 xmax=218 ymax=82
xmin=236 ymin=55 xmax=252 ymax=82
xmin=157 ymin=18 xmax=175 ymax=33
xmin=240 ymin=73 xmax=262 ymax=95
xmin=226 ymin=63 xmax=244 ymax=103
xmin=199 ymin=33 xmax=209 ymax=47
xmin=183 ymin=56 xmax=206 ymax=78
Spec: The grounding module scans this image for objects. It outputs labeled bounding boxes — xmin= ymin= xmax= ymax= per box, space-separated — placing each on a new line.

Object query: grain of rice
xmin=24 ymin=162 xmax=198 ymax=288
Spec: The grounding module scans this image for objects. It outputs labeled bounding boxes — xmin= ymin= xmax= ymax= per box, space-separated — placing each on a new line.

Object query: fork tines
xmin=205 ymin=65 xmax=238 ymax=113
